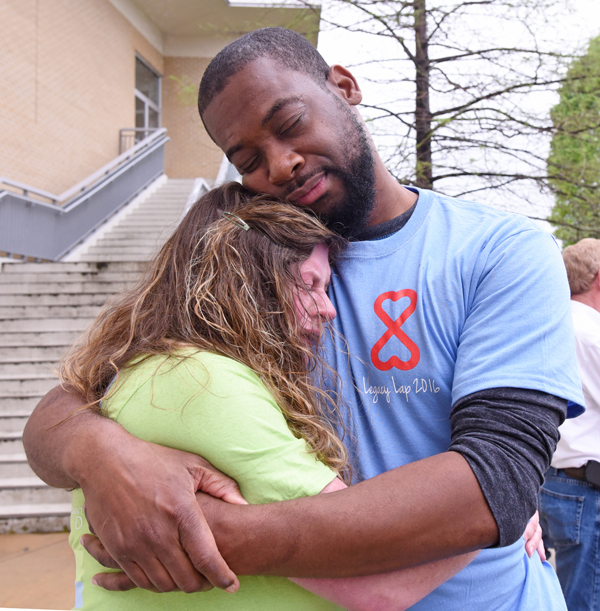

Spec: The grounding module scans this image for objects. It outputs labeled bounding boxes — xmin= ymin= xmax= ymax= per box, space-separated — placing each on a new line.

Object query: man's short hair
xmin=198 ymin=27 xmax=330 ymax=118
xmin=562 ymin=238 xmax=600 ymax=295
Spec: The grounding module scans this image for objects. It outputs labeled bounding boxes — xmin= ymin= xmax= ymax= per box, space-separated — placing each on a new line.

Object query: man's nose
xmin=268 ymin=149 xmax=304 ymax=185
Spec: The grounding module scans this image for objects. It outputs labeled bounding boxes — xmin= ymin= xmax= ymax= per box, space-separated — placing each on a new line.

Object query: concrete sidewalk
xmin=0 ymin=533 xmax=73 ymax=610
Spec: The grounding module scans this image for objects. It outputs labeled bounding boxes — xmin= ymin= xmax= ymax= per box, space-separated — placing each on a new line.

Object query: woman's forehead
xmin=300 ymin=244 xmax=331 ymax=278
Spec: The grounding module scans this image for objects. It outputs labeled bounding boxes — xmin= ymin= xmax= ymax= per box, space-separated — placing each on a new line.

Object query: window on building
xmin=135 ymin=56 xmax=161 ymax=142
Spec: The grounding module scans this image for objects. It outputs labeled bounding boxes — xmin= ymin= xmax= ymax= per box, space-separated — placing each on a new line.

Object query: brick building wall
xmin=0 ymin=0 xmax=222 ymax=194
xmin=162 ymin=56 xmax=221 ymax=181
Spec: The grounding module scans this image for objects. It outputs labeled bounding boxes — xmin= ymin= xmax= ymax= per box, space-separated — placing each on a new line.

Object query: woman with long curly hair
xmin=60 ymin=183 xmax=479 ymax=611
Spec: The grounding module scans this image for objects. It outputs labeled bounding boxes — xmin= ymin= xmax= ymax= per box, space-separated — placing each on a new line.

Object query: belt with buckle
xmin=561 ymin=462 xmax=600 ymax=490
xmin=562 ymin=466 xmax=586 ymax=480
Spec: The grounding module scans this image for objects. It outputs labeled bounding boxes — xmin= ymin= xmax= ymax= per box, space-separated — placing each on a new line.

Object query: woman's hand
xmin=523 ymin=510 xmax=545 ymax=560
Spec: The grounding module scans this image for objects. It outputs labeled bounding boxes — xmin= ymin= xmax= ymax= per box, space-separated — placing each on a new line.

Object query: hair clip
xmin=221 ymin=211 xmax=250 ymax=231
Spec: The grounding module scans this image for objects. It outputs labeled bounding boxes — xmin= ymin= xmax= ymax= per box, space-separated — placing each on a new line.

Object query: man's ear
xmin=327 ymin=65 xmax=363 ymax=106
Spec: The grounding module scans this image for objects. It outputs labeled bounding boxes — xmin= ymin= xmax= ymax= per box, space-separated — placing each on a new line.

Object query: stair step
xmin=0 ymin=476 xmax=44 ymax=488
xmin=0 ymin=481 xmax=71 ymax=505
xmin=106 ymin=227 xmax=178 ymax=235
xmin=0 ymin=502 xmax=71 ymax=519
xmin=118 ymin=210 xmax=178 ymax=216
xmin=85 ymin=238 xmax=165 ymax=245
xmin=0 ymin=305 xmax=104 ymax=320
xmin=125 ymin=207 xmax=185 ymax=213
xmin=0 ymin=415 xmax=29 ymax=432
xmin=0 ymin=409 xmax=32 ymax=418
xmin=78 ymin=254 xmax=162 ymax=262
xmin=83 ymin=253 xmax=158 ymax=261
xmin=94 ymin=236 xmax=171 ymax=243
xmin=0 ymin=261 xmax=147 ymax=274
xmin=0 ymin=358 xmax=59 ymax=372
xmin=0 ymin=362 xmax=57 ymax=377
xmin=85 ymin=238 xmax=165 ymax=246
xmin=0 ymin=438 xmax=23 ymax=455
xmin=0 ymin=281 xmax=130 ymax=295
xmin=121 ymin=213 xmax=183 ymax=219
xmin=0 ymin=435 xmax=24 ymax=455
xmin=0 ymin=318 xmax=94 ymax=333
xmin=110 ymin=212 xmax=181 ymax=219
xmin=0 ymin=397 xmax=43 ymax=414
xmin=90 ymin=233 xmax=167 ymax=242
xmin=109 ymin=215 xmax=181 ymax=222
xmin=0 ymin=377 xmax=57 ymax=397
xmin=0 ymin=345 xmax=66 ymax=362
xmin=0 ymin=331 xmax=79 ymax=347
xmin=140 ymin=194 xmax=191 ymax=198
xmin=110 ymin=217 xmax=181 ymax=224
xmin=0 ymin=461 xmax=36 ymax=479
xmin=85 ymin=247 xmax=160 ymax=255
xmin=0 ymin=454 xmax=37 ymax=478
xmin=0 ymin=431 xmax=22 ymax=441
xmin=142 ymin=191 xmax=191 ymax=195
xmin=0 ymin=345 xmax=66 ymax=359
xmin=0 ymin=452 xmax=26 ymax=461
xmin=137 ymin=206 xmax=186 ymax=210
xmin=0 ymin=271 xmax=143 ymax=284
xmin=0 ymin=293 xmax=115 ymax=307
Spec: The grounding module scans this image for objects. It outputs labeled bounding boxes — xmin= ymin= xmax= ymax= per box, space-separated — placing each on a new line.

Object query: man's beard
xmin=318 ymin=109 xmax=377 ymax=240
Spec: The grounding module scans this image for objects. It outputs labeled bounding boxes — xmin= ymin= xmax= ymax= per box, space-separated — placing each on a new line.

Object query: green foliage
xmin=168 ymin=74 xmax=197 ymax=107
xmin=549 ymin=35 xmax=600 ymax=245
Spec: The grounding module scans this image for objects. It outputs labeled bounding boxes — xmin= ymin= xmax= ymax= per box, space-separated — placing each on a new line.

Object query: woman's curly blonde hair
xmin=59 ymin=182 xmax=350 ymax=480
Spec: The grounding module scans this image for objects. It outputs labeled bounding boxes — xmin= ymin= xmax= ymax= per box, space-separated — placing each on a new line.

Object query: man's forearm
xmin=23 ymin=385 xmax=123 ymax=488
xmin=206 ymin=451 xmax=498 ymax=578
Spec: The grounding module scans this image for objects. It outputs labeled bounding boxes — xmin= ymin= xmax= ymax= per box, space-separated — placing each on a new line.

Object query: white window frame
xmin=135 ymin=54 xmax=161 ymax=130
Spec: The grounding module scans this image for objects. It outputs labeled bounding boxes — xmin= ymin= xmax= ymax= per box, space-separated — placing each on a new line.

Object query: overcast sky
xmin=316 ymin=0 xmax=600 ymax=226
xmin=318 ymin=0 xmax=600 ymax=111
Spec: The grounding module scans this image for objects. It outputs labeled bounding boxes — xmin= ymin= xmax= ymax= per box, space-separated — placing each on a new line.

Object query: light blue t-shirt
xmin=325 ymin=188 xmax=584 ymax=610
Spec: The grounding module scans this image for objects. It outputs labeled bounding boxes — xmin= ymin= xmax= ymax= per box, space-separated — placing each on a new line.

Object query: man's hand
xmin=23 ymin=385 xmax=246 ymax=594
xmin=80 ymin=435 xmax=246 ymax=593
xmin=84 ymin=488 xmax=240 ymax=592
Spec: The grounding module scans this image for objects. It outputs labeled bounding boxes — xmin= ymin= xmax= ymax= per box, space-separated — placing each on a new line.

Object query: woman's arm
xmin=292 ymin=478 xmax=478 ymax=611
xmin=292 ymin=482 xmax=543 ymax=611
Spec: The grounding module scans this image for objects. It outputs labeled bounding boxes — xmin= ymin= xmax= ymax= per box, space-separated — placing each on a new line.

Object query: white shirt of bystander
xmin=552 ymin=300 xmax=600 ymax=468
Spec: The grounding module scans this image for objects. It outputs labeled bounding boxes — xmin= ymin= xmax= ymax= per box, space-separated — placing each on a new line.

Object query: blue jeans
xmin=539 ymin=467 xmax=600 ymax=611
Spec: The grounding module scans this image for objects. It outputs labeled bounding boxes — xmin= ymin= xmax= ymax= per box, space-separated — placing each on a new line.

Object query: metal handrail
xmin=0 ymin=129 xmax=169 ymax=261
xmin=119 ymin=128 xmax=159 ymax=154
xmin=0 ymin=128 xmax=167 ymax=208
xmin=0 ymin=178 xmax=60 ymax=205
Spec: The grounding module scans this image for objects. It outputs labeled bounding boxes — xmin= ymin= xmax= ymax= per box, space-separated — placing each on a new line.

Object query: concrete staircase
xmin=0 ymin=178 xmax=193 ymax=532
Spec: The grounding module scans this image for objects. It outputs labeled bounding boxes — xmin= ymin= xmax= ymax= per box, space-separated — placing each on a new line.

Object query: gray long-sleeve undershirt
xmin=450 ymin=387 xmax=565 ymax=546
